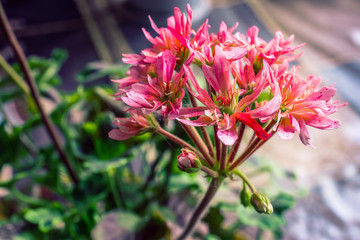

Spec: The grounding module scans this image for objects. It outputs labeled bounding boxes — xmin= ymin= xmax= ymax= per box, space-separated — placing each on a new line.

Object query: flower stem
xmin=229 ymin=121 xmax=277 ymax=171
xmin=188 ymin=93 xmax=214 ymax=157
xmin=200 ymin=126 xmax=214 ymax=157
xmin=220 ymin=143 xmax=227 ymax=171
xmin=0 ymin=2 xmax=79 ymax=186
xmin=176 ymin=177 xmax=223 ymax=240
xmin=232 ymin=169 xmax=256 ymax=193
xmin=157 ymin=126 xmax=199 ymax=153
xmin=181 ymin=123 xmax=214 ymax=167
xmin=200 ymin=166 xmax=218 ymax=178
xmin=228 ymin=123 xmax=245 ymax=164
xmin=214 ymin=125 xmax=221 ymax=162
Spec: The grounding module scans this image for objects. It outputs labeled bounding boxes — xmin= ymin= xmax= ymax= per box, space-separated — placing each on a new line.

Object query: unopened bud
xmin=240 ymin=185 xmax=252 ymax=208
xmin=177 ymin=149 xmax=201 ymax=173
xmin=250 ymin=191 xmax=273 ymax=214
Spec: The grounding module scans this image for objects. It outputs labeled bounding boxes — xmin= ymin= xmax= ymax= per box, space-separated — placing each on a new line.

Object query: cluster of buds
xmin=109 ymin=4 xmax=345 ymax=213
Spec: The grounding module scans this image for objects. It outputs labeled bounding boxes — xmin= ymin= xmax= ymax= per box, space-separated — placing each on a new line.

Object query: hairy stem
xmin=176 ymin=177 xmax=223 ymax=240
xmin=0 ymin=2 xmax=79 ymax=186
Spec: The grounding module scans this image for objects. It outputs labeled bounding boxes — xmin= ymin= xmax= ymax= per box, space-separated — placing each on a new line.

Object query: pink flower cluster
xmin=110 ymin=4 xmax=344 ymax=147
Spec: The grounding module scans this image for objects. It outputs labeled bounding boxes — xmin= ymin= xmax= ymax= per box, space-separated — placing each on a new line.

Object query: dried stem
xmin=0 ymin=2 xmax=79 ymax=186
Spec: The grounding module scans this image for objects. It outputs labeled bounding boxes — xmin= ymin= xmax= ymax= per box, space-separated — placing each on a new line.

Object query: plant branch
xmin=0 ymin=3 xmax=79 ymax=186
xmin=176 ymin=177 xmax=223 ymax=240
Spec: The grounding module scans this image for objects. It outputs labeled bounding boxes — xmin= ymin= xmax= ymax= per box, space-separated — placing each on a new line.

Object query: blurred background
xmin=1 ymin=0 xmax=360 ymax=239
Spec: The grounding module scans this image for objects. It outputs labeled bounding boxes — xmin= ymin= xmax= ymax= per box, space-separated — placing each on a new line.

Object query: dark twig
xmin=0 ymin=3 xmax=78 ymax=185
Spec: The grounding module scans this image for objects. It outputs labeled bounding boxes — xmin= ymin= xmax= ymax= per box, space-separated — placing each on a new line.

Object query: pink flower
xmin=120 ymin=50 xmax=188 ymax=118
xmin=109 ymin=110 xmax=150 ymax=140
xmin=245 ymin=26 xmax=304 ymax=67
xmin=276 ymin=67 xmax=345 ymax=146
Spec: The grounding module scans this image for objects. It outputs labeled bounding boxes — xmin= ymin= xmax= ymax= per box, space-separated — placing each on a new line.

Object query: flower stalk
xmin=176 ymin=177 xmax=223 ymax=240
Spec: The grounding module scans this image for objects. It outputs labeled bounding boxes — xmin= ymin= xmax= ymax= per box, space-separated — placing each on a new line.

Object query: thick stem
xmin=0 ymin=3 xmax=79 ymax=186
xmin=177 ymin=177 xmax=223 ymax=240
xmin=181 ymin=123 xmax=214 ymax=167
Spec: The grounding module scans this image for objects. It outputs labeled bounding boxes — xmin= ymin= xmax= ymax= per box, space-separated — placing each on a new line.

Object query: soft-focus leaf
xmin=24 ymin=208 xmax=64 ymax=233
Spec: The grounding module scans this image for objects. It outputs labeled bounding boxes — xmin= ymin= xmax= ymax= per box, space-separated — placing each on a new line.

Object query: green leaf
xmin=272 ymin=192 xmax=296 ymax=215
xmin=117 ymin=211 xmax=142 ymax=231
xmin=24 ymin=208 xmax=64 ymax=233
xmin=83 ymin=158 xmax=129 ymax=173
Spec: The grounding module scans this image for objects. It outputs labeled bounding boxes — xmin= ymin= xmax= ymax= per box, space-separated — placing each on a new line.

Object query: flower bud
xmin=240 ymin=185 xmax=252 ymax=208
xmin=250 ymin=191 xmax=273 ymax=214
xmin=177 ymin=149 xmax=201 ymax=173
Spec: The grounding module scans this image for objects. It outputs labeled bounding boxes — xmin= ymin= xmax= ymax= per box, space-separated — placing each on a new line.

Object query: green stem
xmin=176 ymin=177 xmax=223 ymax=240
xmin=0 ymin=2 xmax=79 ymax=186
xmin=200 ymin=166 xmax=218 ymax=178
xmin=232 ymin=169 xmax=256 ymax=193
xmin=108 ymin=169 xmax=122 ymax=208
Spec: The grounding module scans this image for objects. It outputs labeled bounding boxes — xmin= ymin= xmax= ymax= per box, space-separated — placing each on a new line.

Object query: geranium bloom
xmin=111 ymin=4 xmax=345 ymax=166
xmin=109 ymin=110 xmax=150 ymax=140
xmin=275 ymin=64 xmax=345 ymax=146
xmin=119 ymin=50 xmax=189 ymax=118
xmin=181 ymin=46 xmax=274 ymax=145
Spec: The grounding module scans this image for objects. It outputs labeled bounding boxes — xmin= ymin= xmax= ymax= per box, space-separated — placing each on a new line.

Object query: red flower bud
xmin=177 ymin=149 xmax=201 ymax=173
